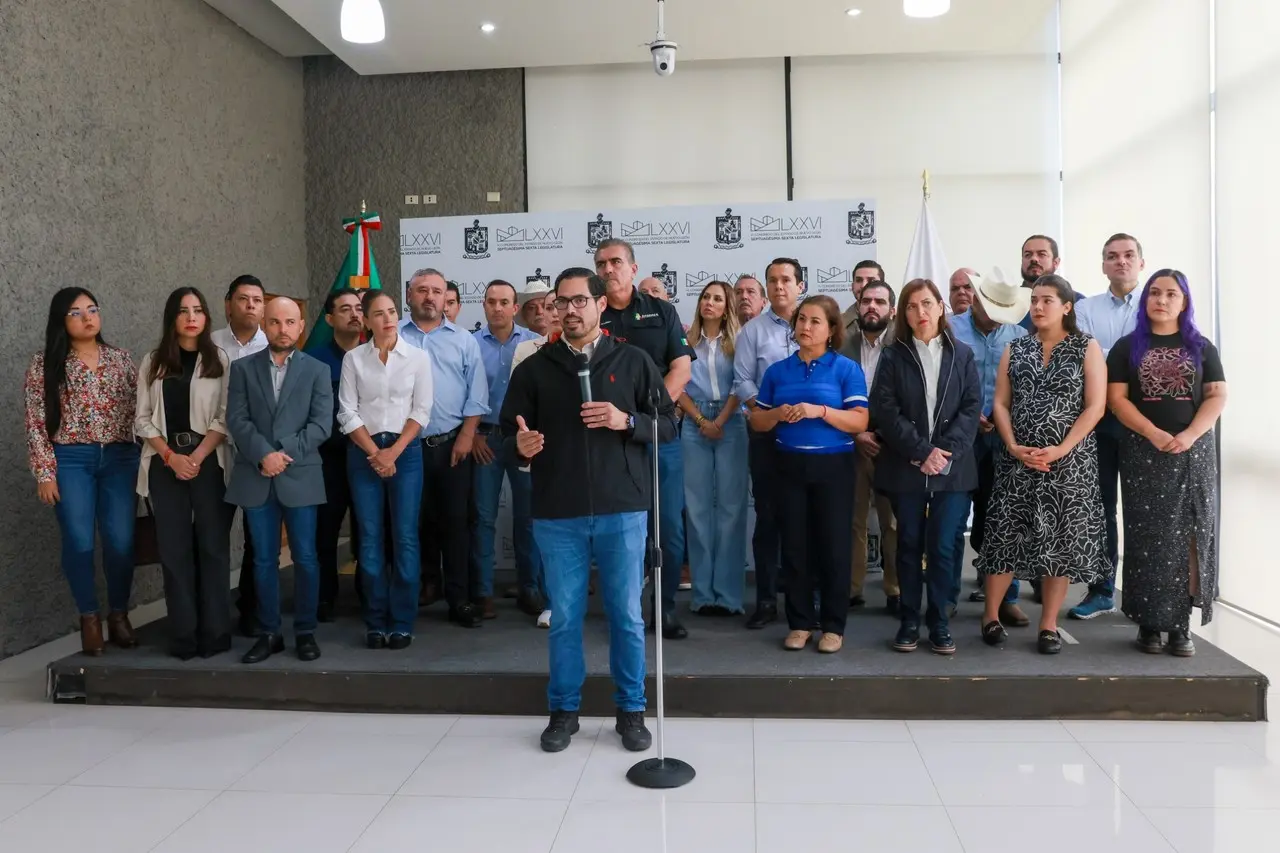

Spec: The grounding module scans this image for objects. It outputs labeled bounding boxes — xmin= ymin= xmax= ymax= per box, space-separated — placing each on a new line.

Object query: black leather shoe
xmin=198 ymin=634 xmax=232 ymax=659
xmin=884 ymin=595 xmax=901 ymax=617
xmin=316 ymin=602 xmax=335 ymax=624
xmin=969 ymin=589 xmax=987 ymax=603
xmin=242 ymin=634 xmax=284 ymax=664
xmin=541 ymin=710 xmax=580 ymax=753
xmin=615 ymin=710 xmax=652 ymax=752
xmin=930 ymin=627 xmax=957 ymax=656
xmin=981 ymin=620 xmax=1008 ymax=646
xmin=1168 ymin=630 xmax=1196 ymax=657
xmin=296 ymin=634 xmax=321 ymax=662
xmin=449 ymin=603 xmax=483 ymax=628
xmin=660 ymin=611 xmax=688 ymax=640
xmin=366 ymin=631 xmax=387 ymax=650
xmin=388 ymin=632 xmax=412 ymax=650
xmin=745 ymin=602 xmax=778 ymax=630
xmin=1038 ymin=629 xmax=1063 ymax=655
xmin=169 ymin=639 xmax=198 ymax=662
xmin=892 ymin=622 xmax=920 ymax=652
xmin=1137 ymin=627 xmax=1165 ymax=654
xmin=849 ymin=594 xmax=866 ymax=607
xmin=516 ymin=590 xmax=545 ymax=617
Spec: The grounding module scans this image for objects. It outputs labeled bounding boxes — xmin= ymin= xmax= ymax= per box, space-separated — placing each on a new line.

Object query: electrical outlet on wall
xmin=424 ymin=194 xmax=438 ymax=205
xmin=405 ymin=194 xmax=420 ymax=205
xmin=487 ymin=191 xmax=501 ymax=203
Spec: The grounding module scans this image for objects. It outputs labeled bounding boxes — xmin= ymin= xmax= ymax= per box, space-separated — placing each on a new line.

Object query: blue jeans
xmin=533 ymin=512 xmax=647 ymax=713
xmin=52 ymin=442 xmax=140 ymax=614
xmin=650 ymin=439 xmax=686 ymax=613
xmin=681 ymin=404 xmax=748 ymax=613
xmin=891 ymin=490 xmax=970 ymax=633
xmin=243 ymin=495 xmax=320 ymax=637
xmin=348 ymin=434 xmax=423 ymax=635
xmin=471 ymin=433 xmax=542 ymax=599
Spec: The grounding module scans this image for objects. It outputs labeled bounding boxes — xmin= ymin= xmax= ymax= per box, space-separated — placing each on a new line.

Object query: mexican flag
xmin=304 ymin=209 xmax=383 ymax=353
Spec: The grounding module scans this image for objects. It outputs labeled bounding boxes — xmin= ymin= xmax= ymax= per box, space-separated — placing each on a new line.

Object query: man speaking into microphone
xmin=500 ymin=267 xmax=677 ymax=754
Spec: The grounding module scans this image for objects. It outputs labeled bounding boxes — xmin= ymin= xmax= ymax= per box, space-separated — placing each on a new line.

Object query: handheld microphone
xmin=576 ymin=353 xmax=593 ymax=403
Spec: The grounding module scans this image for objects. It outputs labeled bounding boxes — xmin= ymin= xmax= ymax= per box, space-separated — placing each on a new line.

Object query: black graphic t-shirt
xmin=1107 ymin=332 xmax=1224 ymax=433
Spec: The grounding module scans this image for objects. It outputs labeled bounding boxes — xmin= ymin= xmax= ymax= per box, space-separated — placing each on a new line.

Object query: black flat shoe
xmin=1168 ymin=630 xmax=1196 ymax=657
xmin=1038 ymin=629 xmax=1062 ymax=655
xmin=981 ymin=620 xmax=1007 ymax=646
xmin=1137 ymin=627 xmax=1165 ymax=654
xmin=660 ymin=611 xmax=688 ymax=640
xmin=296 ymin=634 xmax=321 ymax=662
xmin=366 ymin=631 xmax=387 ymax=650
xmin=242 ymin=634 xmax=284 ymax=664
xmin=746 ymin=602 xmax=778 ymax=630
xmin=388 ymin=632 xmax=412 ymax=650
xmin=449 ymin=603 xmax=483 ymax=628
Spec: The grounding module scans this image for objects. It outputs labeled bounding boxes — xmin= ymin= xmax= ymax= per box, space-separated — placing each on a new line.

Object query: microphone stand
xmin=627 ymin=388 xmax=695 ymax=789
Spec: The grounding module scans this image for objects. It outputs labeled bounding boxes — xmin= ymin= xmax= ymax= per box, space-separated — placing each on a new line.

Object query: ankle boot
xmin=80 ymin=614 xmax=105 ymax=656
xmin=107 ymin=611 xmax=138 ymax=649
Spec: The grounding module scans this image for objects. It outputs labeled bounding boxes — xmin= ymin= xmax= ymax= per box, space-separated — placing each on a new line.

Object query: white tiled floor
xmin=0 ymin=602 xmax=1275 ymax=852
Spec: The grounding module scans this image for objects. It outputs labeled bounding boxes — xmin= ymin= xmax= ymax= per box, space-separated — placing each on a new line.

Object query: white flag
xmin=902 ymin=195 xmax=951 ymax=303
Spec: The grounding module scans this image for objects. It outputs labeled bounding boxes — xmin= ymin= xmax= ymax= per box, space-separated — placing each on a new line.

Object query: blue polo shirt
xmin=756 ymin=350 xmax=868 ymax=453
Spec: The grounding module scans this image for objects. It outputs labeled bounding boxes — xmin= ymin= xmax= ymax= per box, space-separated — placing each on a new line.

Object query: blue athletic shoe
xmin=1068 ymin=592 xmax=1117 ymax=620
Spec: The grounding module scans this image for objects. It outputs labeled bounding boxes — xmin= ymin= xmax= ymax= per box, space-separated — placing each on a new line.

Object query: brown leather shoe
xmin=999 ymin=602 xmax=1031 ymax=627
xmin=480 ymin=597 xmax=497 ymax=619
xmin=107 ymin=611 xmax=139 ymax=649
xmin=783 ymin=630 xmax=811 ymax=651
xmin=80 ymin=614 xmax=105 ymax=656
xmin=818 ymin=632 xmax=843 ymax=654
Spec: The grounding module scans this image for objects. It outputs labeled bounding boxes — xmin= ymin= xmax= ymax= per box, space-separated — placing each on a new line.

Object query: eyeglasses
xmin=67 ymin=307 xmax=101 ymax=319
xmin=553 ymin=295 xmax=592 ymax=311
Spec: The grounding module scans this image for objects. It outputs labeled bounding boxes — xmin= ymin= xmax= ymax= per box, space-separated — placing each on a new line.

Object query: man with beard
xmin=734 ymin=275 xmax=765 ymax=325
xmin=840 ymin=260 xmax=886 ymax=340
xmin=839 ymin=282 xmax=901 ymax=614
xmin=1017 ymin=235 xmax=1085 ymax=329
xmin=949 ymin=268 xmax=978 ymax=316
xmin=949 ymin=268 xmax=1031 ymax=625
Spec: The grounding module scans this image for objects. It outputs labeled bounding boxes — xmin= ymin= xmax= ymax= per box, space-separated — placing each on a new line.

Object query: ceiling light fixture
xmin=340 ymin=0 xmax=385 ymax=44
xmin=480 ymin=22 xmax=496 ymax=34
xmin=845 ymin=8 xmax=862 ymax=16
xmin=903 ymin=0 xmax=950 ymax=18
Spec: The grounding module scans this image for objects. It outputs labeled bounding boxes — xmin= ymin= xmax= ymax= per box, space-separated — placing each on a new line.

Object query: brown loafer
xmin=818 ymin=632 xmax=843 ymax=654
xmin=107 ymin=611 xmax=139 ymax=649
xmin=80 ymin=614 xmax=105 ymax=656
xmin=998 ymin=602 xmax=1031 ymax=627
xmin=783 ymin=629 xmax=811 ymax=651
xmin=480 ymin=597 xmax=497 ymax=620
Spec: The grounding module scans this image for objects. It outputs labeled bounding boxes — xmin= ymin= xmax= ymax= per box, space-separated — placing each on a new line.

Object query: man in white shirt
xmin=211 ymin=275 xmax=270 ymax=637
xmin=838 ymin=282 xmax=901 ymax=614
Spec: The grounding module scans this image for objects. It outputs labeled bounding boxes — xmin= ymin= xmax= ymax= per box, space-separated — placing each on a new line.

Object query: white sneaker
xmin=537 ymin=610 xmax=552 ymax=629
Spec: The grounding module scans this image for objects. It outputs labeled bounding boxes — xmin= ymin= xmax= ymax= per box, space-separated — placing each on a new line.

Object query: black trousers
xmin=777 ymin=450 xmax=855 ymax=635
xmin=150 ymin=451 xmax=233 ymax=651
xmin=1091 ymin=418 xmax=1122 ymax=597
xmin=969 ymin=433 xmax=999 ymax=558
xmin=419 ymin=435 xmax=474 ymax=609
xmin=748 ymin=431 xmax=782 ymax=605
xmin=236 ymin=509 xmax=256 ymax=618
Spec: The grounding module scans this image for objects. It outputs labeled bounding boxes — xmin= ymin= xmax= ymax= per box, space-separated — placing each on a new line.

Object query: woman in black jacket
xmin=871 ymin=279 xmax=981 ymax=656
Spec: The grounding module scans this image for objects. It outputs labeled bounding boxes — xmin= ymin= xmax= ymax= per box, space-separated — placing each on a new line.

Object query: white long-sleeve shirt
xmin=338 ymin=336 xmax=434 ymax=437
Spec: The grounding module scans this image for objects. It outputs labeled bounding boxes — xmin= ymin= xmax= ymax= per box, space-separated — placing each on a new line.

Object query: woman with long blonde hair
xmin=678 ymin=281 xmax=749 ymax=615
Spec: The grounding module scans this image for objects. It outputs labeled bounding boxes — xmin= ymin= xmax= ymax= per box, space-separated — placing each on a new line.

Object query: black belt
xmin=169 ymin=431 xmax=204 ymax=449
xmin=423 ymin=426 xmax=462 ymax=448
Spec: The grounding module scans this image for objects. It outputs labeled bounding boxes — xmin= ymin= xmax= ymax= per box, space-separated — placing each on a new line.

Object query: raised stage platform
xmin=46 ymin=573 xmax=1268 ymax=722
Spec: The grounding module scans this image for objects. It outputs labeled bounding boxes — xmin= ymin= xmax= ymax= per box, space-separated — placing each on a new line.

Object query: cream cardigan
xmin=134 ymin=349 xmax=232 ymax=498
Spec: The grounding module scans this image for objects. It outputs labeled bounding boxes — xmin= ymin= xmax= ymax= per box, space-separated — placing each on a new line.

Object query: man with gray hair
xmin=948 ymin=267 xmax=979 ymax=316
xmin=401 ymin=268 xmax=490 ymax=628
xmin=734 ymin=275 xmax=765 ymax=325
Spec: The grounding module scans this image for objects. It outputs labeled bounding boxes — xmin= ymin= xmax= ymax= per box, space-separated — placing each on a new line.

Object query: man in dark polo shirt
xmin=594 ymin=238 xmax=694 ymax=639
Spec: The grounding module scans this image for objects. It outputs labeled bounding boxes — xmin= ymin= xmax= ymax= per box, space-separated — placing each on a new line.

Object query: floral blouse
xmin=24 ymin=346 xmax=138 ymax=483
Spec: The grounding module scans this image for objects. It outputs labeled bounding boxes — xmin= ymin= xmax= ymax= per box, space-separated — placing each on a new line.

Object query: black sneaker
xmin=892 ymin=622 xmax=920 ymax=652
xmin=1137 ymin=627 xmax=1165 ymax=654
xmin=930 ymin=627 xmax=957 ymax=656
xmin=1168 ymin=630 xmax=1196 ymax=657
xmin=540 ymin=711 xmax=580 ymax=753
xmin=615 ymin=711 xmax=653 ymax=752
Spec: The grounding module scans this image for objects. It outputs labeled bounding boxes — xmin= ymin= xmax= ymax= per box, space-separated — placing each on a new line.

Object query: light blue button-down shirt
xmin=686 ymin=332 xmax=736 ymax=404
xmin=732 ymin=308 xmax=798 ymax=402
xmin=474 ymin=323 xmax=539 ymax=425
xmin=951 ymin=312 xmax=1027 ymax=417
xmin=399 ymin=317 xmax=489 ymax=434
xmin=1076 ymin=288 xmax=1140 ymax=357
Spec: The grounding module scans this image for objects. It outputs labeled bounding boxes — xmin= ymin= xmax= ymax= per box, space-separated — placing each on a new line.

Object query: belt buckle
xmin=174 ymin=433 xmax=192 ymax=448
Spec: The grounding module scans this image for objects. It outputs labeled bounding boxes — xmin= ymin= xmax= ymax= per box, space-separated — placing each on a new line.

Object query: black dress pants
xmin=748 ymin=432 xmax=782 ymax=605
xmin=777 ymin=450 xmax=856 ymax=635
xmin=1090 ymin=417 xmax=1122 ymax=598
xmin=419 ymin=435 xmax=474 ymax=610
xmin=236 ymin=511 xmax=256 ymax=619
xmin=150 ymin=452 xmax=233 ymax=653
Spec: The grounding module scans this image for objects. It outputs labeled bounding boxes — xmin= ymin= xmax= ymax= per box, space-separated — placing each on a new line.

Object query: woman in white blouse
xmin=135 ymin=287 xmax=233 ymax=660
xmin=338 ymin=289 xmax=434 ymax=650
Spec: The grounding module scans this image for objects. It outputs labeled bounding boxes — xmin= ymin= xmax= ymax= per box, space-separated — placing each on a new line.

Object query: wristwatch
xmin=626 ymin=414 xmax=636 ymax=431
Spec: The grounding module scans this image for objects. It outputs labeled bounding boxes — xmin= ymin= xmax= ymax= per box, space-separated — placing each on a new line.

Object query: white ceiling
xmin=228 ymin=0 xmax=1056 ymax=74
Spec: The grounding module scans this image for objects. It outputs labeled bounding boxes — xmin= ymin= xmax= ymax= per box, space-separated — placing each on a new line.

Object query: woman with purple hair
xmin=1106 ymin=270 xmax=1227 ymax=657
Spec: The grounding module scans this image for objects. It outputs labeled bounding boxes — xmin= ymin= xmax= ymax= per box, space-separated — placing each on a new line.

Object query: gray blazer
xmin=224 ymin=349 xmax=332 ymax=509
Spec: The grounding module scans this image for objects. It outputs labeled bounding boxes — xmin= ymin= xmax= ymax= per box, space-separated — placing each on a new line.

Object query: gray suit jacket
xmin=224 ymin=349 xmax=332 ymax=509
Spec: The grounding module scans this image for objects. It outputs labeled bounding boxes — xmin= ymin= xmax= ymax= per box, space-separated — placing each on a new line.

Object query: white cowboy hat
xmin=971 ymin=266 xmax=1032 ymax=326
xmin=517 ymin=280 xmax=552 ymax=305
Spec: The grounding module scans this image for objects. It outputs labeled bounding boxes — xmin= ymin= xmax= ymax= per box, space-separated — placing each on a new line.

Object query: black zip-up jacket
xmin=499 ymin=333 xmax=678 ymax=520
xmin=869 ymin=330 xmax=982 ymax=493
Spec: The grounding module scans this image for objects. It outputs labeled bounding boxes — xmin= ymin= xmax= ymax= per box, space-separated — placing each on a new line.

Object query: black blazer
xmin=870 ymin=331 xmax=981 ymax=494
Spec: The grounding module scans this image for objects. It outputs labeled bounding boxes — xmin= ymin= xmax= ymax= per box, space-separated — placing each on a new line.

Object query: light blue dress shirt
xmin=1076 ymin=289 xmax=1140 ymax=357
xmin=399 ymin=317 xmax=489 ymax=434
xmin=474 ymin=324 xmax=539 ymax=425
xmin=686 ymin=332 xmax=736 ymax=404
xmin=732 ymin=309 xmax=799 ymax=402
xmin=950 ymin=312 xmax=1027 ymax=416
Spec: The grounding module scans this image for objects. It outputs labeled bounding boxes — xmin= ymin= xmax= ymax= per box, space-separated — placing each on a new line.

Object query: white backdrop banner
xmin=399 ymin=199 xmax=880 ymax=573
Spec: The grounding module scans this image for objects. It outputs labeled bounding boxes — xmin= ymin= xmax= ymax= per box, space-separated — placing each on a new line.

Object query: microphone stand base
xmin=626 ymin=757 xmax=696 ymax=789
